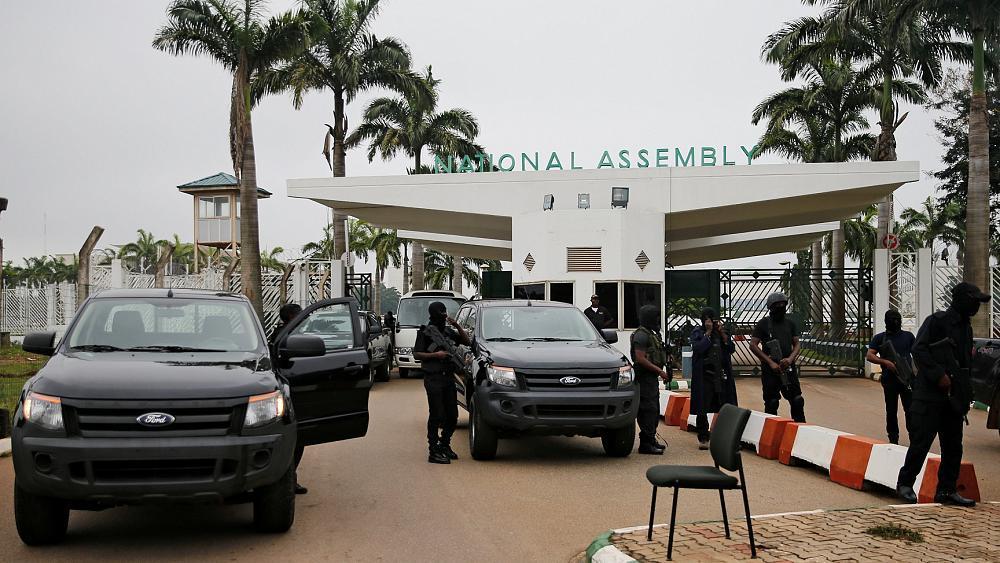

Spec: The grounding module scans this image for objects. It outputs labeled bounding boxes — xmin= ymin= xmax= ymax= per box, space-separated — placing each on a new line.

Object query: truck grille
xmin=63 ymin=398 xmax=244 ymax=438
xmin=531 ymin=404 xmax=607 ymax=418
xmin=83 ymin=459 xmax=238 ymax=483
xmin=516 ymin=367 xmax=616 ymax=391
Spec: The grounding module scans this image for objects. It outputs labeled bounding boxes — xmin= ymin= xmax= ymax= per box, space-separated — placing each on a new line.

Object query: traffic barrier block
xmin=778 ymin=423 xmax=807 ymax=465
xmin=664 ymin=395 xmax=688 ymax=426
xmin=830 ymin=435 xmax=887 ymax=490
xmin=685 ymin=412 xmax=718 ymax=432
xmin=678 ymin=397 xmax=691 ymax=431
xmin=783 ymin=425 xmax=848 ymax=469
xmin=863 ymin=443 xmax=911 ymax=490
xmin=659 ymin=389 xmax=674 ymax=419
xmin=757 ymin=417 xmax=793 ymax=459
xmin=917 ymin=458 xmax=981 ymax=503
xmin=740 ymin=411 xmax=774 ymax=450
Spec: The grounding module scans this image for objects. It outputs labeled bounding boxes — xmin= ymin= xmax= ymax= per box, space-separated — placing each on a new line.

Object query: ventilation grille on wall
xmin=635 ymin=250 xmax=650 ymax=270
xmin=566 ymin=247 xmax=602 ymax=272
xmin=523 ymin=253 xmax=535 ymax=272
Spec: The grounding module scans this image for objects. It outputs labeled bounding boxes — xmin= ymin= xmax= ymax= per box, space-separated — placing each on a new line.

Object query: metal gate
xmin=346 ymin=273 xmax=372 ymax=311
xmin=666 ymin=268 xmax=873 ymax=377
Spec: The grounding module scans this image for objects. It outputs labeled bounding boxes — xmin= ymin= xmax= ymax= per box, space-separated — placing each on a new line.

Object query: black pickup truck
xmin=452 ymin=299 xmax=637 ymax=460
xmin=12 ymin=289 xmax=374 ymax=545
xmin=973 ymin=338 xmax=1000 ymax=433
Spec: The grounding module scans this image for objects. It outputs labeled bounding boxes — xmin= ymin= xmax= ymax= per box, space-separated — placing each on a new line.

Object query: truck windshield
xmin=481 ymin=307 xmax=601 ymax=341
xmin=67 ymin=297 xmax=262 ymax=352
xmin=396 ymin=297 xmax=465 ymax=327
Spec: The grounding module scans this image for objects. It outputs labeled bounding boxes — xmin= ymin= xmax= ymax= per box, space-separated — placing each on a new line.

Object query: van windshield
xmin=396 ymin=297 xmax=465 ymax=327
xmin=481 ymin=306 xmax=601 ymax=341
xmin=67 ymin=297 xmax=262 ymax=352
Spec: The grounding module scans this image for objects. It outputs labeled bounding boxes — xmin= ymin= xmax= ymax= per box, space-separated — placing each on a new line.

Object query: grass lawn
xmin=0 ymin=344 xmax=46 ymax=377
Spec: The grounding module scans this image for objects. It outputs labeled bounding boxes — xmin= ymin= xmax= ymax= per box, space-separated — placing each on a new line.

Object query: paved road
xmin=0 ymin=375 xmax=996 ymax=562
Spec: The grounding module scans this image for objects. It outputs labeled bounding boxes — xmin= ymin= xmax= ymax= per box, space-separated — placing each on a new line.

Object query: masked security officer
xmin=866 ymin=310 xmax=915 ymax=444
xmin=896 ymin=282 xmax=991 ymax=506
xmin=630 ymin=305 xmax=671 ymax=454
xmin=750 ymin=292 xmax=805 ymax=422
xmin=412 ymin=301 xmax=470 ymax=464
xmin=690 ymin=307 xmax=738 ymax=450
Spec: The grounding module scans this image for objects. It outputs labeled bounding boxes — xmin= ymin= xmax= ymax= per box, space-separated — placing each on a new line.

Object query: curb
xmin=0 ymin=437 xmax=10 ymax=458
xmin=583 ymin=502 xmax=1000 ymax=562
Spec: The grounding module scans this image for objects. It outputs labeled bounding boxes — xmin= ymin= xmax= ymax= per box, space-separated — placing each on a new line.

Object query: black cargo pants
xmin=761 ymin=368 xmax=805 ymax=422
xmin=897 ymin=399 xmax=964 ymax=494
xmin=424 ymin=371 xmax=458 ymax=448
xmin=637 ymin=373 xmax=661 ymax=446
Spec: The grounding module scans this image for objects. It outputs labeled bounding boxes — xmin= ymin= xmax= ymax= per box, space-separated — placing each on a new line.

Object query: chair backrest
xmin=112 ymin=310 xmax=145 ymax=335
xmin=710 ymin=404 xmax=751 ymax=472
xmin=201 ymin=316 xmax=232 ymax=339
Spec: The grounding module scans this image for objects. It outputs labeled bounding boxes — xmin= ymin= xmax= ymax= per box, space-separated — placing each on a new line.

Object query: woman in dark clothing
xmin=690 ymin=307 xmax=738 ymax=449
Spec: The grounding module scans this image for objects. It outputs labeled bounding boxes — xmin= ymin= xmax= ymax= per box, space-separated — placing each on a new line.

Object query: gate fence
xmin=1 ymin=261 xmax=371 ymax=336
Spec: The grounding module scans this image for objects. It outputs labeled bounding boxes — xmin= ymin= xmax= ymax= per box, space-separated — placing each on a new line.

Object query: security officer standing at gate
xmin=866 ymin=310 xmax=915 ymax=444
xmin=631 ymin=305 xmax=671 ymax=454
xmin=750 ymin=292 xmax=806 ymax=422
xmin=413 ymin=301 xmax=470 ymax=464
xmin=896 ymin=282 xmax=990 ymax=506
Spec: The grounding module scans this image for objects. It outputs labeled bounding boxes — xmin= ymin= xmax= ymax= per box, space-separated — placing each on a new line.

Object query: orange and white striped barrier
xmin=778 ymin=424 xmax=848 ymax=468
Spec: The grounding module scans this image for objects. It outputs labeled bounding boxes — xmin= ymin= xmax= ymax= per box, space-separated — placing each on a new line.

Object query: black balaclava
xmin=951 ymin=291 xmax=981 ymax=319
xmin=428 ymin=301 xmax=448 ymax=329
xmin=767 ymin=292 xmax=788 ymax=323
xmin=639 ymin=305 xmax=661 ymax=332
xmin=885 ymin=310 xmax=903 ymax=333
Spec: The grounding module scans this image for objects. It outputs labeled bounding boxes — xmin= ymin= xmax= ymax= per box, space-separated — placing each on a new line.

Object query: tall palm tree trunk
xmin=874 ymin=71 xmax=897 ymax=248
xmin=831 ymin=224 xmax=846 ymax=336
xmin=373 ymin=268 xmax=382 ymax=314
xmin=451 ymin=254 xmax=463 ymax=293
xmin=240 ymin=117 xmax=264 ymax=319
xmin=411 ymin=242 xmax=425 ymax=290
xmin=331 ymin=90 xmax=349 ymax=261
xmin=966 ymin=25 xmax=991 ymax=336
xmin=402 ymin=242 xmax=410 ymax=294
xmin=811 ymin=240 xmax=823 ymax=326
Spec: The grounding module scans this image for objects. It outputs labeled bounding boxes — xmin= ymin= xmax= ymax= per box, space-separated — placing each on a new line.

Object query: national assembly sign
xmin=434 ymin=145 xmax=760 ymax=173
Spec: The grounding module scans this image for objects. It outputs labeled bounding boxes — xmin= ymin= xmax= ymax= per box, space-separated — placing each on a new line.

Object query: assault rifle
xmin=764 ymin=339 xmax=793 ymax=387
xmin=929 ymin=337 xmax=972 ymax=420
xmin=423 ymin=324 xmax=467 ymax=373
xmin=878 ymin=339 xmax=913 ymax=390
xmin=705 ymin=341 xmax=724 ymax=392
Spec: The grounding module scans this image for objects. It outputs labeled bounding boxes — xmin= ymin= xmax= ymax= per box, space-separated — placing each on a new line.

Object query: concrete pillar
xmin=46 ymin=285 xmax=57 ymax=327
xmin=917 ymin=247 xmax=934 ymax=324
xmin=331 ymin=260 xmax=345 ymax=299
xmin=294 ymin=262 xmax=310 ymax=305
xmin=111 ymin=259 xmax=124 ymax=288
xmin=873 ymin=249 xmax=890 ymax=334
xmin=810 ymin=240 xmax=822 ymax=324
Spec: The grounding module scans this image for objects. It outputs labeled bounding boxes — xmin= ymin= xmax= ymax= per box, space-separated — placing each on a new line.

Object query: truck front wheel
xmin=14 ymin=483 xmax=69 ymax=546
xmin=601 ymin=424 xmax=635 ymax=458
xmin=469 ymin=395 xmax=498 ymax=460
xmin=253 ymin=465 xmax=296 ymax=533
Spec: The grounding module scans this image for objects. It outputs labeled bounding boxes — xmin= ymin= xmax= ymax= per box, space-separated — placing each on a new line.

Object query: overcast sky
xmin=0 ymin=0 xmax=951 ymax=286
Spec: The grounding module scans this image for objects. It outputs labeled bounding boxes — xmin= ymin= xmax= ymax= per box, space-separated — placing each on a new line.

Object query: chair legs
xmin=667 ymin=485 xmax=679 ymax=560
xmin=718 ymin=489 xmax=730 ymax=539
xmin=647 ymin=486 xmax=658 ymax=541
xmin=740 ymin=479 xmax=757 ymax=559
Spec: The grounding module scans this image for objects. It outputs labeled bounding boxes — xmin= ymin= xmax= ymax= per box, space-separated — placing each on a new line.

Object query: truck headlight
xmin=23 ymin=392 xmax=64 ymax=430
xmin=244 ymin=390 xmax=286 ymax=428
xmin=618 ymin=366 xmax=635 ymax=387
xmin=487 ymin=365 xmax=518 ymax=388
xmin=397 ymin=347 xmax=412 ymax=356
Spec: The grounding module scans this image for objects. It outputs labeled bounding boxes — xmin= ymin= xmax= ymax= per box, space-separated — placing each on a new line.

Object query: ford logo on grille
xmin=559 ymin=376 xmax=581 ymax=386
xmin=136 ymin=412 xmax=175 ymax=427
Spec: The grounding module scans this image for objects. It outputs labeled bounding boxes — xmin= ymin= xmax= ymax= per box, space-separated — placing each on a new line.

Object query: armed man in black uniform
xmin=896 ymin=282 xmax=990 ymax=506
xmin=750 ymin=292 xmax=805 ymax=422
xmin=630 ymin=305 xmax=671 ymax=454
xmin=412 ymin=301 xmax=470 ymax=464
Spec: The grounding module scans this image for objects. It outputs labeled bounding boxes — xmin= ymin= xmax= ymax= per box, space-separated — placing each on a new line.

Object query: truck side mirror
xmin=281 ymin=334 xmax=326 ymax=358
xmin=23 ymin=331 xmax=57 ymax=356
xmin=601 ymin=329 xmax=618 ymax=344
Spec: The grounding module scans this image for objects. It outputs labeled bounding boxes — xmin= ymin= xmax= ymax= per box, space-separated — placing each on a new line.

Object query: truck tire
xmin=14 ymin=483 xmax=69 ymax=546
xmin=469 ymin=395 xmax=498 ymax=460
xmin=601 ymin=424 xmax=635 ymax=458
xmin=253 ymin=465 xmax=296 ymax=533
xmin=398 ymin=368 xmax=410 ymax=379
xmin=375 ymin=362 xmax=391 ymax=382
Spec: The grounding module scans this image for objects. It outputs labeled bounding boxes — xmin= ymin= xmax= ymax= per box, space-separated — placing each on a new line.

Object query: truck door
xmin=275 ymin=298 xmax=372 ymax=446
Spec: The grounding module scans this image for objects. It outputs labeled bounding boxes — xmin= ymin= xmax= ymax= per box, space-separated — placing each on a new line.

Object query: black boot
xmin=428 ymin=445 xmax=450 ymax=464
xmin=896 ymin=485 xmax=917 ymax=504
xmin=638 ymin=443 xmax=664 ymax=455
xmin=295 ymin=482 xmax=308 ymax=495
xmin=438 ymin=442 xmax=459 ymax=460
xmin=934 ymin=491 xmax=976 ymax=507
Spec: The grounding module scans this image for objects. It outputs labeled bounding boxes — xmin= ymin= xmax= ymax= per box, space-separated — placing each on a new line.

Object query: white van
xmin=393 ymin=290 xmax=467 ymax=377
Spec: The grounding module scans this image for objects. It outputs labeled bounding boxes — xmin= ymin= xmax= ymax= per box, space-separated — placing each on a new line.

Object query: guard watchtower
xmin=177 ymin=172 xmax=271 ymax=272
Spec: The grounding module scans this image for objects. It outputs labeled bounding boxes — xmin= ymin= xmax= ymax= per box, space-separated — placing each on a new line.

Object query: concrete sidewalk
xmin=598 ymin=502 xmax=1000 ymax=562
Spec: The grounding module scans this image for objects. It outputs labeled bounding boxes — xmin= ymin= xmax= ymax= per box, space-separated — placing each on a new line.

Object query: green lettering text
xmin=675 ymin=147 xmax=695 ymax=167
xmin=701 ymin=146 xmax=717 ymax=166
xmin=618 ymin=149 xmax=631 ymax=168
xmin=597 ymin=151 xmax=614 ymax=169
xmin=656 ymin=148 xmax=670 ymax=167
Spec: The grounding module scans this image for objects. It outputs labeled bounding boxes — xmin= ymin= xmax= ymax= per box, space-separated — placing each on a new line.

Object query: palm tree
xmin=347 ymin=65 xmax=482 ymax=291
xmin=896 ymin=196 xmax=966 ymax=258
xmin=366 ymin=227 xmax=402 ymax=314
xmin=260 ymin=247 xmax=285 ymax=272
xmin=117 ymin=229 xmax=169 ymax=273
xmin=167 ymin=234 xmax=196 ymax=274
xmin=154 ymin=0 xmax=313 ymax=319
xmin=765 ymin=0 xmax=956 ymax=242
xmin=422 ymin=250 xmax=497 ymax=291
xmin=302 ymin=224 xmax=337 ymax=260
xmin=257 ymin=0 xmax=422 ymax=261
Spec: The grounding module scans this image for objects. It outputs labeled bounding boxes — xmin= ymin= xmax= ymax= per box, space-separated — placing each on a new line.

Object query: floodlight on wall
xmin=611 ymin=187 xmax=629 ymax=209
xmin=578 ymin=193 xmax=590 ymax=209
xmin=0 ymin=197 xmax=7 ymax=213
xmin=543 ymin=194 xmax=555 ymax=211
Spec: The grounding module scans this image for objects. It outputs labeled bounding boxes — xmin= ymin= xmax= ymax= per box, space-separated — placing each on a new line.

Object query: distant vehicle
xmin=453 ymin=299 xmax=636 ymax=460
xmin=11 ymin=289 xmax=374 ymax=545
xmin=359 ymin=310 xmax=392 ymax=382
xmin=393 ymin=290 xmax=466 ymax=378
xmin=972 ymin=337 xmax=1000 ymax=435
